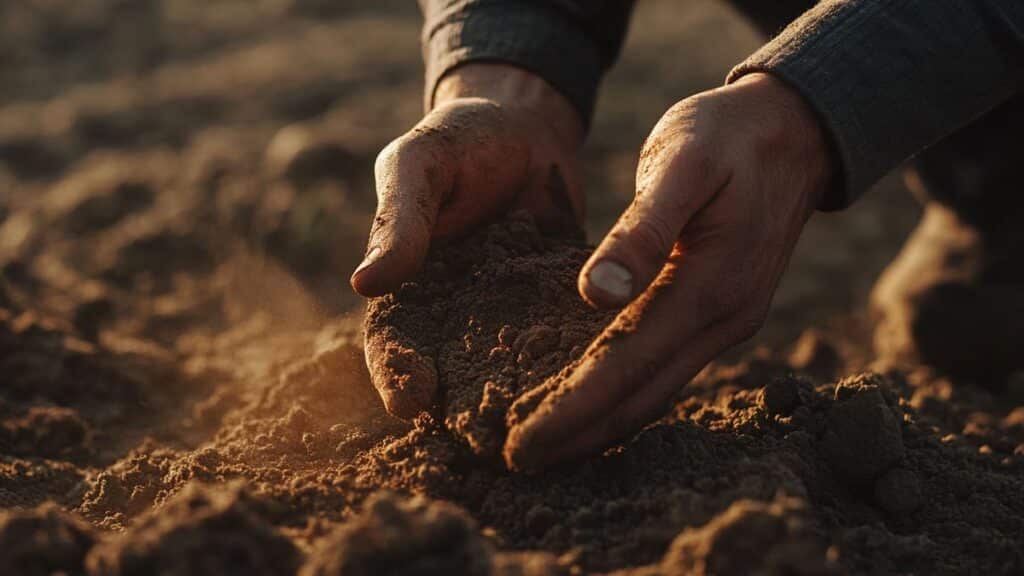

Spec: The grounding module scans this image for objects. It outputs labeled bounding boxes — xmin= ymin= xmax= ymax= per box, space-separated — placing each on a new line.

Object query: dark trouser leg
xmin=884 ymin=95 xmax=1024 ymax=384
xmin=908 ymin=94 xmax=1024 ymax=282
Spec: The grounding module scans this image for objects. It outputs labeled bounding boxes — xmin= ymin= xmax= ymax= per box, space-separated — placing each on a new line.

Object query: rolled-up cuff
xmin=423 ymin=2 xmax=605 ymax=125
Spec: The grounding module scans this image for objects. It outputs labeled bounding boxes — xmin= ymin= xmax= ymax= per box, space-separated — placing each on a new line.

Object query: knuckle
xmin=382 ymin=125 xmax=454 ymax=167
xmin=374 ymin=139 xmax=402 ymax=175
xmin=624 ymin=214 xmax=675 ymax=265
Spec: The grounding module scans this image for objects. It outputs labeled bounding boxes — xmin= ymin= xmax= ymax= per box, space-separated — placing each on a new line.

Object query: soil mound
xmin=365 ymin=212 xmax=616 ymax=459
xmin=0 ymin=503 xmax=95 ymax=576
xmin=301 ymin=491 xmax=493 ymax=576
xmin=86 ymin=481 xmax=301 ymax=576
xmin=659 ymin=496 xmax=835 ymax=575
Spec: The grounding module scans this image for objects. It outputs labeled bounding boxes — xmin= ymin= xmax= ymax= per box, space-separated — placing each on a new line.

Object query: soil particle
xmin=0 ymin=503 xmax=95 ymax=576
xmin=86 ymin=481 xmax=301 ymax=576
xmin=819 ymin=373 xmax=905 ymax=484
xmin=300 ymin=491 xmax=493 ymax=576
xmin=759 ymin=376 xmax=808 ymax=417
xmin=365 ymin=212 xmax=616 ymax=460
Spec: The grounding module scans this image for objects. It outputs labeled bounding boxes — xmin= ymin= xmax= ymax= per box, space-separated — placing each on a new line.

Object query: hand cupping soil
xmin=365 ymin=212 xmax=616 ymax=460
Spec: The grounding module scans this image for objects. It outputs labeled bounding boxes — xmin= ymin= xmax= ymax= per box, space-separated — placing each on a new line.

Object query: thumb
xmin=579 ymin=143 xmax=720 ymax=308
xmin=350 ymin=135 xmax=454 ymax=297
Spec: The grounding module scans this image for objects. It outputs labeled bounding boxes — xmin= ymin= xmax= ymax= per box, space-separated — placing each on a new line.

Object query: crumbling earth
xmin=4 ymin=199 xmax=1024 ymax=574
xmin=365 ymin=212 xmax=616 ymax=460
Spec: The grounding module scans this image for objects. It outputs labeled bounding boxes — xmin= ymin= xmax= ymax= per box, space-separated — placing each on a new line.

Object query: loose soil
xmin=365 ymin=212 xmax=617 ymax=460
xmin=2 ymin=2 xmax=1023 ymax=575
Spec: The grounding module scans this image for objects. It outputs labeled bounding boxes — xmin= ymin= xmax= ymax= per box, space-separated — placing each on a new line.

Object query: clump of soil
xmin=819 ymin=373 xmax=905 ymax=484
xmin=0 ymin=503 xmax=95 ymax=576
xmin=86 ymin=481 xmax=301 ymax=576
xmin=301 ymin=491 xmax=493 ymax=576
xmin=659 ymin=496 xmax=836 ymax=576
xmin=302 ymin=490 xmax=572 ymax=576
xmin=365 ymin=212 xmax=617 ymax=459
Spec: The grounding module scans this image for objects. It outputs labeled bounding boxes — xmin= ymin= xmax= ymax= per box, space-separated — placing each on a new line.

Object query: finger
xmin=505 ymin=241 xmax=746 ymax=470
xmin=350 ymin=134 xmax=456 ymax=297
xmin=364 ymin=327 xmax=438 ymax=419
xmin=579 ymin=140 xmax=724 ymax=308
xmin=516 ymin=313 xmax=747 ymax=469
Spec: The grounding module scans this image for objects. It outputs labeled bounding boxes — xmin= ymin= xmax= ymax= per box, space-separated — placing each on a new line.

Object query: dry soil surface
xmin=2 ymin=2 xmax=1021 ymax=575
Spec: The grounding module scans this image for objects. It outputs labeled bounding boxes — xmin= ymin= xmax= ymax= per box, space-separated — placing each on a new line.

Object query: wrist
xmin=434 ymin=64 xmax=585 ymax=151
xmin=729 ymin=73 xmax=837 ymax=214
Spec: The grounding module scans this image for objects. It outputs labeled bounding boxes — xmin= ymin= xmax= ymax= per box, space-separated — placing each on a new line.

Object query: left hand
xmin=504 ymin=73 xmax=836 ymax=471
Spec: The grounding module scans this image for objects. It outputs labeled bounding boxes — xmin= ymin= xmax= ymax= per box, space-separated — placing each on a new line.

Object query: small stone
xmin=760 ymin=377 xmax=802 ymax=416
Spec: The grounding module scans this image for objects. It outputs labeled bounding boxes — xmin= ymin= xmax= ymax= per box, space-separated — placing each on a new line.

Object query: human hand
xmin=350 ymin=63 xmax=585 ymax=298
xmin=504 ymin=73 xmax=836 ymax=470
xmin=355 ymin=64 xmax=586 ymax=418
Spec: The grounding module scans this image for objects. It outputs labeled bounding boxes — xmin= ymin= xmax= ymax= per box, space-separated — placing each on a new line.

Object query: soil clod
xmin=365 ymin=213 xmax=616 ymax=460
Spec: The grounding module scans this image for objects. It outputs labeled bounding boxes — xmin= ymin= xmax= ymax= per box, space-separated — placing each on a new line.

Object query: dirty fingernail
xmin=587 ymin=260 xmax=633 ymax=301
xmin=354 ymin=246 xmax=383 ymax=276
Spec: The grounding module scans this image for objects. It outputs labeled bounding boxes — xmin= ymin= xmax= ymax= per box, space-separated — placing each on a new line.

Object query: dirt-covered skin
xmin=2 ymin=2 xmax=1024 ymax=575
xmin=365 ymin=212 xmax=616 ymax=459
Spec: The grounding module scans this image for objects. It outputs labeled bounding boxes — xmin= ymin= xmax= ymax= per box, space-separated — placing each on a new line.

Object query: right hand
xmin=350 ymin=64 xmax=586 ymax=297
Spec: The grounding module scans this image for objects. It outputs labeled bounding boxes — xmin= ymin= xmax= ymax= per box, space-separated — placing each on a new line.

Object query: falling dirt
xmin=2 ymin=2 xmax=1023 ymax=575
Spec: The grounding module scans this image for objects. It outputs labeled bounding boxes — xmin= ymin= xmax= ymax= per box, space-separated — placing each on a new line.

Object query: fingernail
xmin=354 ymin=246 xmax=382 ymax=276
xmin=587 ymin=260 xmax=633 ymax=300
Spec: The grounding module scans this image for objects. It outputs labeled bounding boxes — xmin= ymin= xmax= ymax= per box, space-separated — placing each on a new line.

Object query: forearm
xmin=729 ymin=0 xmax=1024 ymax=210
xmin=418 ymin=0 xmax=634 ymax=126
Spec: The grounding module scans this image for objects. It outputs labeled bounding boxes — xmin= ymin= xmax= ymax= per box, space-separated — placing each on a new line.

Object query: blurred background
xmin=0 ymin=0 xmax=921 ymax=349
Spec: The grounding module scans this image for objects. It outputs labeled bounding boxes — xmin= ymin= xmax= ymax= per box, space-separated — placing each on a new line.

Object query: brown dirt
xmin=86 ymin=481 xmax=302 ymax=576
xmin=365 ymin=212 xmax=616 ymax=460
xmin=2 ymin=2 xmax=1023 ymax=575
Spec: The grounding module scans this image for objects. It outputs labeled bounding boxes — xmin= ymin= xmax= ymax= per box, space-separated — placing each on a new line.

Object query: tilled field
xmin=1 ymin=2 xmax=1021 ymax=575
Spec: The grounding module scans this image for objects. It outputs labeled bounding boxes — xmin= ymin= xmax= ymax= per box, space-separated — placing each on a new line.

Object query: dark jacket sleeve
xmin=418 ymin=1 xmax=635 ymax=124
xmin=728 ymin=0 xmax=1024 ymax=210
